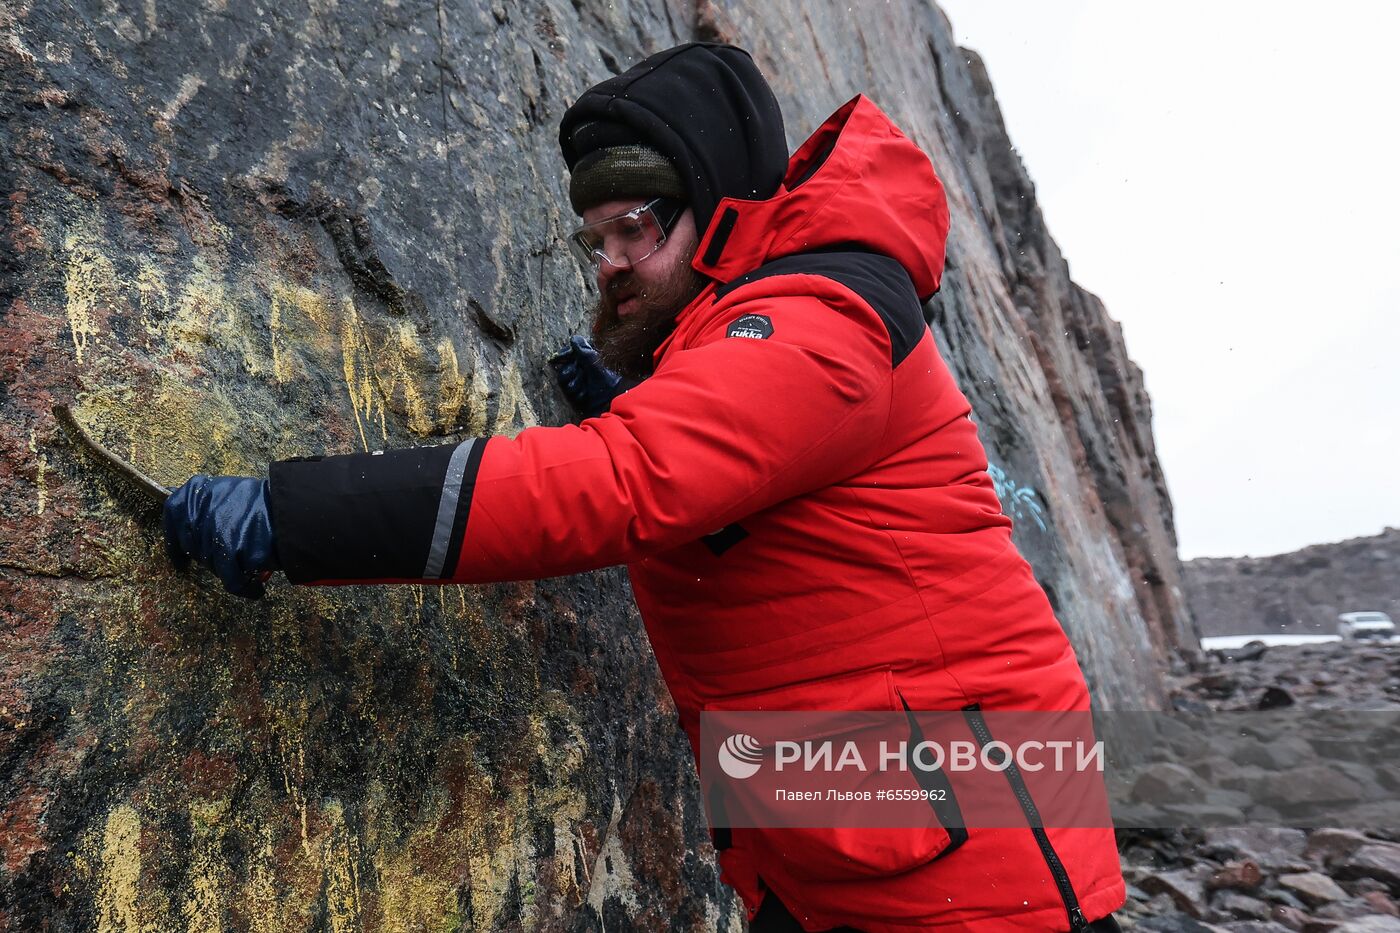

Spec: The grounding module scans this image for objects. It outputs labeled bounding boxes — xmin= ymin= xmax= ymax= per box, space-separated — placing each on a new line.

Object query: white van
xmin=1337 ymin=611 xmax=1397 ymax=642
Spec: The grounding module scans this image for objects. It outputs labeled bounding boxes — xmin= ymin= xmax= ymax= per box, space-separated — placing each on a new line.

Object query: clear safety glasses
xmin=566 ymin=198 xmax=684 ymax=269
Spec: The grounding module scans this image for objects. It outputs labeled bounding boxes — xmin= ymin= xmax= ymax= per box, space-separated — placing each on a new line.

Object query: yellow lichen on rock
xmin=170 ymin=257 xmax=271 ymax=380
xmin=96 ymin=805 xmax=144 ymax=933
xmin=463 ymin=346 xmax=491 ymax=436
xmin=338 ymin=299 xmax=436 ymax=445
xmin=466 ymin=800 xmax=537 ymax=931
xmin=62 ymin=217 xmax=118 ymax=364
xmin=387 ymin=318 xmax=434 ymax=437
xmin=321 ymin=801 xmax=364 ymax=933
xmin=28 ymin=427 xmax=47 ymax=515
xmin=183 ymin=799 xmax=230 ymax=933
xmin=55 ymin=218 xmax=511 ymax=465
xmin=529 ymin=697 xmax=590 ymax=910
xmin=269 ymin=281 xmax=333 ymax=385
xmin=338 ymin=298 xmax=493 ymax=446
xmin=352 ymin=769 xmax=475 ymax=932
xmin=491 ymin=357 xmax=539 ymax=438
xmin=69 ymin=370 xmax=252 ymax=489
xmin=168 ymin=255 xmax=224 ymax=349
xmin=434 ymin=337 xmax=469 ymax=434
xmin=244 ymin=826 xmax=281 ymax=933
xmin=135 ymin=258 xmax=169 ymax=349
xmin=336 ymin=300 xmax=379 ymax=449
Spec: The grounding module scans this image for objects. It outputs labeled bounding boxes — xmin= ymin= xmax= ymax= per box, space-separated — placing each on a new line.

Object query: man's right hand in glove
xmin=163 ymin=475 xmax=281 ymax=599
xmin=548 ymin=335 xmax=639 ymax=419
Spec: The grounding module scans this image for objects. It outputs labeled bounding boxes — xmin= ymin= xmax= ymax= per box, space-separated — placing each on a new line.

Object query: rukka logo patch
xmin=726 ymin=314 xmax=773 ymax=340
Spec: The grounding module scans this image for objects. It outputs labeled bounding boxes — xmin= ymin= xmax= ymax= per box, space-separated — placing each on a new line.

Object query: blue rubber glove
xmin=163 ymin=475 xmax=281 ymax=599
xmin=548 ymin=335 xmax=639 ymax=419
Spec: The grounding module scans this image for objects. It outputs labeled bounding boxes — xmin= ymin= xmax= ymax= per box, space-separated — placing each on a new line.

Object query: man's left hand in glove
xmin=548 ymin=334 xmax=641 ymax=419
xmin=163 ymin=475 xmax=281 ymax=599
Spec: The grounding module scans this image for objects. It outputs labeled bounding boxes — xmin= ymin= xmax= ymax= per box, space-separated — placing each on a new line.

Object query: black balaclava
xmin=559 ymin=42 xmax=788 ymax=235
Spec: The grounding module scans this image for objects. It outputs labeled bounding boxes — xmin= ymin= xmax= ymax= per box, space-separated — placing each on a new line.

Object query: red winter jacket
xmin=270 ymin=94 xmax=1126 ymax=931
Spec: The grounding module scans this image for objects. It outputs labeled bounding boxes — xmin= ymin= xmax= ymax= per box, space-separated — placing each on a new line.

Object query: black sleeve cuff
xmin=267 ymin=439 xmax=486 ymax=584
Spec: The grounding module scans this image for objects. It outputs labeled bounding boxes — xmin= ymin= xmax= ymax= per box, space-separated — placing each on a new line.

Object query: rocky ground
xmin=1114 ymin=642 xmax=1400 ymax=931
xmin=1166 ymin=641 xmax=1400 ymax=713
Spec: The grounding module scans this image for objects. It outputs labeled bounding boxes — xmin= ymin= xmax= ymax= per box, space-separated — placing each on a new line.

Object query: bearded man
xmin=164 ymin=42 xmax=1126 ymax=932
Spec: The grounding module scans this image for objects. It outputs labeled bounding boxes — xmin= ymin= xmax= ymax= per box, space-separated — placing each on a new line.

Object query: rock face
xmin=1 ymin=0 xmax=1186 ymax=928
xmin=926 ymin=29 xmax=1192 ymax=689
xmin=1185 ymin=526 xmax=1400 ymax=637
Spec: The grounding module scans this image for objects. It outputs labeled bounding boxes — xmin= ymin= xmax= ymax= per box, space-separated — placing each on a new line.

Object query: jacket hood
xmin=559 ymin=43 xmax=789 ymax=234
xmin=690 ymin=94 xmax=951 ymax=302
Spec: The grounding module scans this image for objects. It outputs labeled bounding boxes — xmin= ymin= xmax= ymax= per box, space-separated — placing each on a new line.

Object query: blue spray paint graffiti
xmin=986 ymin=461 xmax=1048 ymax=532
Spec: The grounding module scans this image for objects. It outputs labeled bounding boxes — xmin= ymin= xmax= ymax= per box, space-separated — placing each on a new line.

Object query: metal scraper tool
xmin=52 ymin=403 xmax=171 ymax=503
xmin=51 ymin=404 xmax=278 ymax=592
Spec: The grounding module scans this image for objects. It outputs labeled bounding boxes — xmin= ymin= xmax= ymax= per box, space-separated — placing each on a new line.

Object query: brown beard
xmin=590 ymin=262 xmax=710 ymax=380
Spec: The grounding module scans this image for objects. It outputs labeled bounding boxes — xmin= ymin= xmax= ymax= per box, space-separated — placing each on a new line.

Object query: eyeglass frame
xmin=565 ymin=197 xmax=686 ymax=270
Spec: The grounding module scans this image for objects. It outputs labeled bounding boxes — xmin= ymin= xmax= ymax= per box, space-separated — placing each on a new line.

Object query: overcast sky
xmin=933 ymin=1 xmax=1400 ymax=559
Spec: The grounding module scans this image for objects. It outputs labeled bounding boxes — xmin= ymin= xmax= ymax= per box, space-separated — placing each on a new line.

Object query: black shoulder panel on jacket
xmin=713 ymin=248 xmax=927 ymax=368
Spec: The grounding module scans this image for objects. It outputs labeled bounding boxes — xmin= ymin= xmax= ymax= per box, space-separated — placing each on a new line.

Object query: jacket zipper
xmin=962 ymin=703 xmax=1091 ymax=932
